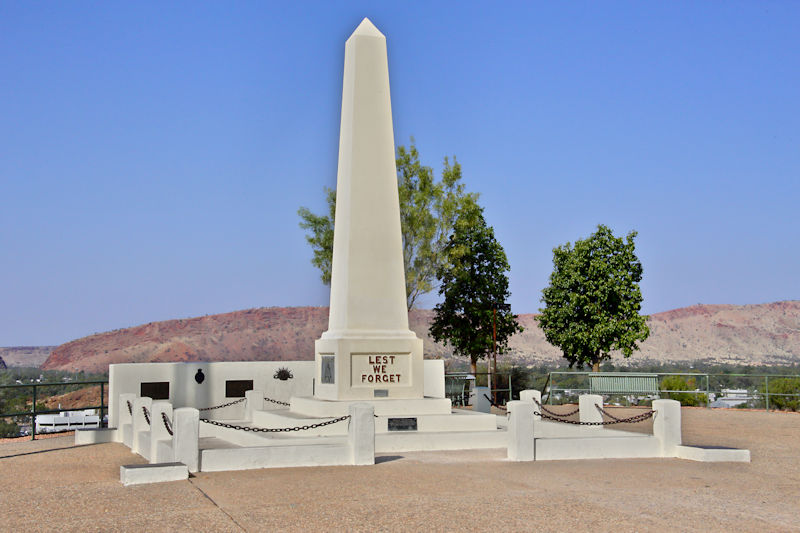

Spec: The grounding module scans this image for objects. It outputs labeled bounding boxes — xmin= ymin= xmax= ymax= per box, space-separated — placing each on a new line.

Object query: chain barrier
xmin=526 ymin=399 xmax=655 ymax=426
xmin=127 ymin=400 xmax=133 ymax=416
xmin=198 ymin=397 xmax=246 ymax=412
xmin=483 ymin=394 xmax=507 ymax=411
xmin=595 ymin=404 xmax=656 ymax=424
xmin=533 ymin=399 xmax=580 ymax=418
xmin=263 ymin=396 xmax=290 ymax=407
xmin=161 ymin=412 xmax=173 ymax=436
xmin=200 ymin=415 xmax=350 ymax=433
xmin=142 ymin=406 xmax=151 ymax=426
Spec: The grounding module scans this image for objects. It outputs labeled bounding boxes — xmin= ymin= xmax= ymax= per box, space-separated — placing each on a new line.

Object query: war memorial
xmin=64 ymin=20 xmax=751 ymax=486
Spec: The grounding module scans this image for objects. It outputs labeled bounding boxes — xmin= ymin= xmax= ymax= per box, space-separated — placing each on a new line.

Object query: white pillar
xmin=118 ymin=392 xmax=136 ymax=445
xmin=244 ymin=390 xmax=264 ymax=421
xmin=653 ymin=399 xmax=682 ymax=457
xmin=507 ymin=400 xmax=535 ymax=461
xmin=314 ymin=18 xmax=424 ymax=402
xmin=173 ymin=407 xmax=200 ymax=473
xmin=579 ymin=394 xmax=603 ymax=425
xmin=348 ymin=403 xmax=375 ymax=466
xmin=149 ymin=401 xmax=173 ymax=464
xmin=131 ymin=396 xmax=152 ymax=455
xmin=519 ymin=390 xmax=542 ymax=421
xmin=473 ymin=386 xmax=492 ymax=413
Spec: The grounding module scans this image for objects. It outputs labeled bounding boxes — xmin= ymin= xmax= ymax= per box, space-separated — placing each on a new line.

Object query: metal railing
xmin=445 ymin=372 xmax=513 ymax=406
xmin=543 ymin=371 xmax=800 ymax=412
xmin=0 ymin=380 xmax=108 ymax=440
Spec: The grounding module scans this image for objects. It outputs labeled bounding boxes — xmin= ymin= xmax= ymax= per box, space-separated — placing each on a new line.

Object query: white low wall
xmin=108 ymin=360 xmax=446 ymax=428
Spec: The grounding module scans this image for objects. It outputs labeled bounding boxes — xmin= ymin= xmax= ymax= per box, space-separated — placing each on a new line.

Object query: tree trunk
xmin=592 ymin=361 xmax=600 ymax=372
xmin=470 ymin=357 xmax=477 ymax=376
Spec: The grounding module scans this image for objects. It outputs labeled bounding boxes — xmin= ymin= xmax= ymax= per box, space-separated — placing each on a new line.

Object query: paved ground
xmin=1 ymin=407 xmax=798 ymax=532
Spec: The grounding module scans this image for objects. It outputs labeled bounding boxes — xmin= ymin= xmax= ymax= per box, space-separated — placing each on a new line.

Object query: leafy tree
xmin=0 ymin=419 xmax=20 ymax=438
xmin=297 ymin=140 xmax=480 ymax=309
xmin=538 ymin=224 xmax=650 ymax=371
xmin=429 ymin=210 xmax=523 ymax=374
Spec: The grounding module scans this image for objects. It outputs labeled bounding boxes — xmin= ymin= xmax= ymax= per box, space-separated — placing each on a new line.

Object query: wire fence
xmin=0 ymin=380 xmax=108 ymax=440
xmin=542 ymin=371 xmax=800 ymax=411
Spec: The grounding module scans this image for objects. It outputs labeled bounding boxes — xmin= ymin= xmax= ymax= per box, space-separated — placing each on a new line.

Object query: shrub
xmin=763 ymin=378 xmax=800 ymax=411
xmin=661 ymin=375 xmax=707 ymax=406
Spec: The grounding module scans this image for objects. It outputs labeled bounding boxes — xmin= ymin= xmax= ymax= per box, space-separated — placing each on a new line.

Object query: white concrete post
xmin=473 ymin=386 xmax=492 ymax=413
xmin=149 ymin=401 xmax=173 ymax=464
xmin=519 ymin=390 xmax=542 ymax=421
xmin=131 ymin=396 xmax=152 ymax=454
xmin=653 ymin=399 xmax=682 ymax=457
xmin=348 ymin=403 xmax=375 ymax=466
xmin=579 ymin=394 xmax=603 ymax=425
xmin=118 ymin=392 xmax=136 ymax=445
xmin=173 ymin=407 xmax=200 ymax=473
xmin=244 ymin=390 xmax=264 ymax=421
xmin=507 ymin=400 xmax=535 ymax=461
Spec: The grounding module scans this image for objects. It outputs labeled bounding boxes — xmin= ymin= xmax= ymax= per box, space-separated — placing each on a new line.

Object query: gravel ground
xmin=0 ymin=407 xmax=798 ymax=532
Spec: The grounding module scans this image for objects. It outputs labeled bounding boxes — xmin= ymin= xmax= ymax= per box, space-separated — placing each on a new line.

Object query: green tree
xmin=429 ymin=210 xmax=523 ymax=374
xmin=538 ymin=224 xmax=650 ymax=371
xmin=297 ymin=140 xmax=480 ymax=309
xmin=762 ymin=378 xmax=800 ymax=411
xmin=661 ymin=375 xmax=707 ymax=406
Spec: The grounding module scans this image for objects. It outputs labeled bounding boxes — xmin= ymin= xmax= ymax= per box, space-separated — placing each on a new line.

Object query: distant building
xmin=709 ymin=389 xmax=751 ymax=408
xmin=36 ymin=410 xmax=100 ymax=433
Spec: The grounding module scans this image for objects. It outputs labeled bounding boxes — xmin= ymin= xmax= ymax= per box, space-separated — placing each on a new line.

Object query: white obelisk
xmin=314 ymin=18 xmax=424 ymax=401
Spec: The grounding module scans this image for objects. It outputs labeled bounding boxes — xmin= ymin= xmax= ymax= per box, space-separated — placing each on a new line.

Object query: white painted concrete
xmin=579 ymin=394 xmax=603 ymax=425
xmin=423 ymin=359 xmax=445 ymax=399
xmin=131 ymin=396 xmax=152 ymax=456
xmin=74 ymin=427 xmax=118 ymax=445
xmin=149 ymin=401 xmax=174 ymax=464
xmin=314 ymin=18 xmax=424 ymax=402
xmin=676 ymin=445 xmax=751 ymax=462
xmin=244 ymin=389 xmax=264 ymax=421
xmin=120 ymin=463 xmax=188 ymax=486
xmin=653 ymin=399 xmax=681 ymax=456
xmin=118 ymin=392 xmax=136 ymax=446
xmin=348 ymin=403 xmax=375 ymax=465
xmin=291 ymin=395 xmax=452 ymax=417
xmin=535 ymin=435 xmax=662 ymax=460
xmin=507 ymin=401 xmax=535 ymax=461
xmin=519 ymin=389 xmax=542 ymax=421
xmin=173 ymin=407 xmax=199 ymax=473
xmin=472 ymin=387 xmax=492 ymax=413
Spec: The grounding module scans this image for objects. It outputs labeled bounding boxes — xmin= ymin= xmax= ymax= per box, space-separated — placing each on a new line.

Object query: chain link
xmin=484 ymin=394 xmax=507 ymax=411
xmin=524 ymin=398 xmax=656 ymax=425
xmin=533 ymin=399 xmax=581 ymax=418
xmin=127 ymin=400 xmax=133 ymax=416
xmin=142 ymin=406 xmax=151 ymax=426
xmin=198 ymin=397 xmax=246 ymax=411
xmin=200 ymin=415 xmax=350 ymax=433
xmin=161 ymin=412 xmax=173 ymax=436
xmin=263 ymin=396 xmax=290 ymax=407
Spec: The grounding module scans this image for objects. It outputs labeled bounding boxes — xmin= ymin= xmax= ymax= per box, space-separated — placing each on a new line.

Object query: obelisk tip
xmin=351 ymin=17 xmax=384 ymax=38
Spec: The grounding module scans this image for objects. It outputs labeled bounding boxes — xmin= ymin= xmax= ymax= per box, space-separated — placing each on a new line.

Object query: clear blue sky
xmin=2 ymin=2 xmax=798 ymax=346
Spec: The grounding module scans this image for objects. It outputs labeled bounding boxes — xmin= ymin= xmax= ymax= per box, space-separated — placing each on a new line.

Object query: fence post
xmin=507 ymin=400 xmax=535 ymax=461
xmin=765 ymin=376 xmax=770 ymax=412
xmin=348 ymin=403 xmax=374 ymax=466
xmin=244 ymin=390 xmax=264 ymax=421
xmin=520 ymin=390 xmax=542 ymax=422
xmin=173 ymin=407 xmax=200 ymax=472
xmin=100 ymin=382 xmax=106 ymax=427
xmin=131 ymin=396 xmax=153 ymax=455
xmin=653 ymin=399 xmax=681 ymax=456
xmin=31 ymin=384 xmax=37 ymax=441
xmin=579 ymin=394 xmax=603 ymax=425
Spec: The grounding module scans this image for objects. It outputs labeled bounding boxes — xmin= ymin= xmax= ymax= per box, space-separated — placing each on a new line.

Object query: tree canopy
xmin=537 ymin=224 xmax=650 ymax=371
xmin=298 ymin=140 xmax=480 ymax=310
xmin=429 ymin=210 xmax=523 ymax=374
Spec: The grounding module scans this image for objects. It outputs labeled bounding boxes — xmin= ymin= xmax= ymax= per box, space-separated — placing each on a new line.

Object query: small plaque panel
xmin=321 ymin=355 xmax=335 ymax=384
xmin=373 ymin=389 xmax=388 ymax=398
xmin=225 ymin=380 xmax=253 ymax=398
xmin=387 ymin=417 xmax=417 ymax=431
xmin=140 ymin=382 xmax=169 ymax=400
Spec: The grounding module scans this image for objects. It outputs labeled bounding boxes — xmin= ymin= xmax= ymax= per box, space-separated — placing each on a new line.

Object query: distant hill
xmin=0 ymin=346 xmax=56 ymax=368
xmin=41 ymin=301 xmax=800 ymax=374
